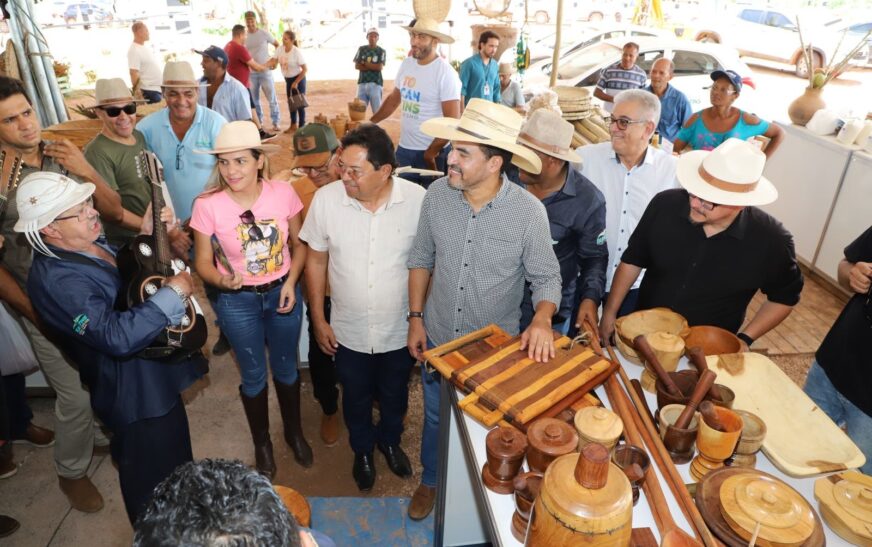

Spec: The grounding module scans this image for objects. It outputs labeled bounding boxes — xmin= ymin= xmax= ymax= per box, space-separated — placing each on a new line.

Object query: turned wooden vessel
xmin=526 ymin=418 xmax=579 ymax=474
xmin=815 ymin=470 xmax=872 ymax=546
xmin=731 ymin=410 xmax=767 ymax=469
xmin=526 ymin=443 xmax=633 ymax=547
xmin=615 ymin=308 xmax=689 ymax=364
xmin=611 ymin=444 xmax=650 ymax=506
xmin=574 ymin=407 xmax=623 ymax=452
xmin=639 ymin=332 xmax=685 ymax=393
xmin=684 ymin=325 xmax=742 ymax=356
xmin=658 ymin=404 xmax=700 ymax=464
xmin=273 ymin=485 xmax=311 ymax=527
xmin=690 ymin=406 xmax=743 ymax=480
xmin=512 ymin=471 xmax=544 ymax=543
xmin=655 ymin=370 xmax=735 ymax=411
xmin=483 ymin=426 xmax=528 ymax=494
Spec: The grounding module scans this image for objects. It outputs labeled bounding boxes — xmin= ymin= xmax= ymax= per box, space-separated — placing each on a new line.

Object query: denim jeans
xmin=396 ymin=145 xmax=450 ymax=188
xmin=357 ymin=82 xmax=383 ymax=113
xmin=420 ymin=338 xmax=441 ymax=487
xmin=285 ymin=77 xmax=307 ymax=126
xmin=250 ymin=70 xmax=280 ymax=127
xmin=803 ymin=360 xmax=872 ymax=474
xmin=335 ymin=345 xmax=413 ymax=453
xmin=141 ymin=89 xmax=162 ymax=104
xmin=214 ymin=283 xmax=303 ymax=397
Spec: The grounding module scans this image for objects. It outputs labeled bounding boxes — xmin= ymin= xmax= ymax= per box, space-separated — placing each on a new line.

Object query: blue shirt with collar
xmin=645 ymin=83 xmax=692 ymax=143
xmin=198 ymin=73 xmax=252 ymax=123
xmin=459 ymin=54 xmax=501 ymax=105
xmin=137 ymin=105 xmax=227 ymax=222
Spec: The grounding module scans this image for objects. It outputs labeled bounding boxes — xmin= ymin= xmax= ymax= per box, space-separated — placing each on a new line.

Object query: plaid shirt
xmin=407 ymin=175 xmax=562 ymax=346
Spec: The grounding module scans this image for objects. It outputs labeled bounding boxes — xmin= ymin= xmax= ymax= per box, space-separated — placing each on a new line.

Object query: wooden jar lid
xmin=574 ymin=407 xmax=623 ymax=445
xmin=486 ymin=425 xmax=528 ymax=460
xmin=815 ymin=471 xmax=872 ymax=545
xmin=719 ymin=473 xmax=814 ymax=546
xmin=528 ymin=418 xmax=578 ymax=457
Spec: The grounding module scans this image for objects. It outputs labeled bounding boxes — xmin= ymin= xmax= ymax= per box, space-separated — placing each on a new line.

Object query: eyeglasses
xmin=239 ymin=209 xmax=264 ymax=240
xmin=689 ymin=193 xmax=718 ymax=211
xmin=707 ymin=85 xmax=737 ymax=95
xmin=300 ymin=164 xmax=330 ymax=176
xmin=604 ymin=116 xmax=647 ymax=131
xmin=175 ymin=143 xmax=184 ymax=170
xmin=55 ymin=198 xmax=94 ymax=222
xmin=100 ymin=103 xmax=137 ymax=117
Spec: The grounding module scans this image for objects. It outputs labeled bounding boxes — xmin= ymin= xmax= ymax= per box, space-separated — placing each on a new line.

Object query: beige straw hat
xmin=401 ymin=17 xmax=455 ymax=44
xmin=517 ymin=109 xmax=582 ymax=164
xmin=498 ymin=62 xmax=515 ymax=75
xmin=161 ymin=61 xmax=199 ymax=88
xmin=91 ymin=78 xmax=145 ymax=108
xmin=195 ymin=121 xmax=280 ymax=155
xmin=676 ymin=138 xmax=777 ymax=206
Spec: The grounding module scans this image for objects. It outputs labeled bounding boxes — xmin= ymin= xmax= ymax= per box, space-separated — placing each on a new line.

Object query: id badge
xmin=483 ymin=83 xmax=491 ymax=97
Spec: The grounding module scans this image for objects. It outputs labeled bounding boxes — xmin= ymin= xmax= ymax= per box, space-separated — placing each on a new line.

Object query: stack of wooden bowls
xmin=554 ymin=86 xmax=592 ymax=121
xmin=615 ymin=308 xmax=690 ymax=365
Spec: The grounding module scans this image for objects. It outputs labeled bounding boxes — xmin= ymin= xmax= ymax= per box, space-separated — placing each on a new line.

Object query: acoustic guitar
xmin=117 ymin=150 xmax=207 ymax=360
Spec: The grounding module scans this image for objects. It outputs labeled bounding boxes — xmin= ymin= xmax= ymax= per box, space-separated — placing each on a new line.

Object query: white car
xmin=527 ymin=23 xmax=673 ymax=64
xmin=522 ymin=38 xmax=759 ymax=113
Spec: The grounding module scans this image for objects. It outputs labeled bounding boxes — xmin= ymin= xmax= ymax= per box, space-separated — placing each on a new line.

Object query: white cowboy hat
xmin=195 ymin=120 xmax=280 ymax=154
xmin=401 ymin=17 xmax=454 ymax=44
xmin=161 ymin=61 xmax=199 ymax=88
xmin=676 ymin=138 xmax=777 ymax=207
xmin=91 ymin=78 xmax=145 ymax=108
xmin=421 ymin=99 xmax=542 ymax=174
xmin=517 ymin=109 xmax=582 ymax=165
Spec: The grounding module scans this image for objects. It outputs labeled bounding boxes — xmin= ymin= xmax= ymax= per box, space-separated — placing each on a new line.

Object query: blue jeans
xmin=250 ymin=70 xmax=280 ymax=126
xmin=420 ymin=338 xmax=441 ymax=487
xmin=285 ymin=77 xmax=307 ymax=126
xmin=804 ymin=361 xmax=872 ymax=474
xmin=141 ymin=89 xmax=162 ymax=104
xmin=214 ymin=283 xmax=303 ymax=397
xmin=335 ymin=345 xmax=413 ymax=454
xmin=357 ymin=82 xmax=383 ymax=113
xmin=396 ymin=145 xmax=450 ymax=188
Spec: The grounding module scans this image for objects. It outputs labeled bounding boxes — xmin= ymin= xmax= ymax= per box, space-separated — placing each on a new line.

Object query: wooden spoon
xmin=635 ymin=334 xmax=682 ymax=397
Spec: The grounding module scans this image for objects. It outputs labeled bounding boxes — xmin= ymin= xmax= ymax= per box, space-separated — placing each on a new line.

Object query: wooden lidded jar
xmin=574 ymin=407 xmax=623 ymax=452
xmin=527 ymin=418 xmax=579 ymax=474
xmin=482 ymin=426 xmax=528 ymax=494
xmin=526 ymin=443 xmax=633 ymax=547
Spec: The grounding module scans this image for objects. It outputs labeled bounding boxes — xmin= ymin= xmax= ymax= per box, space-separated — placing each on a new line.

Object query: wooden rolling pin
xmin=634 ymin=334 xmax=682 ymax=397
xmin=686 ymin=347 xmax=720 ymax=400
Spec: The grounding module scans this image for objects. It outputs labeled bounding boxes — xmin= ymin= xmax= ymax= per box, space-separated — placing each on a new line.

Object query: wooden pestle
xmin=686 ymin=347 xmax=720 ymax=400
xmin=673 ymin=370 xmax=716 ymax=430
xmin=634 ymin=334 xmax=682 ymax=397
xmin=698 ymin=401 xmax=727 ymax=432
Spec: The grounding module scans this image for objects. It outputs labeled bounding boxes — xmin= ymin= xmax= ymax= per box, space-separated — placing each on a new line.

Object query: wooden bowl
xmin=273 ymin=485 xmax=311 ymax=527
xmin=615 ymin=308 xmax=690 ymax=364
xmin=684 ymin=325 xmax=742 ymax=356
xmin=734 ymin=410 xmax=767 ymax=455
xmin=658 ymin=404 xmax=700 ymax=439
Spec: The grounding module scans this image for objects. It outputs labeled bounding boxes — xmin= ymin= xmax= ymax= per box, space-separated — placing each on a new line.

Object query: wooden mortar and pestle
xmin=638 ymin=332 xmax=685 ymax=393
xmin=511 ymin=471 xmax=544 ymax=543
xmin=662 ymin=370 xmax=717 ymax=464
xmin=686 ymin=346 xmax=736 ymax=409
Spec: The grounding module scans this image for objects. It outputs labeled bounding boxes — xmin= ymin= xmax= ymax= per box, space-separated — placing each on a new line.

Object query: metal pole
xmin=5 ymin=1 xmax=46 ymax=127
xmin=10 ymin=0 xmax=59 ymax=126
xmin=22 ymin=0 xmax=68 ymax=122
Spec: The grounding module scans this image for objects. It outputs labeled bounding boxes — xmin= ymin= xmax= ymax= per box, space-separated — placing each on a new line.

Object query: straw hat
xmin=517 ymin=109 xmax=582 ymax=164
xmin=401 ymin=17 xmax=454 ymax=44
xmin=421 ymin=98 xmax=542 ymax=174
xmin=195 ymin=121 xmax=280 ymax=155
xmin=676 ymin=138 xmax=777 ymax=206
xmin=161 ymin=61 xmax=199 ymax=88
xmin=498 ymin=62 xmax=515 ymax=75
xmin=91 ymin=78 xmax=145 ymax=108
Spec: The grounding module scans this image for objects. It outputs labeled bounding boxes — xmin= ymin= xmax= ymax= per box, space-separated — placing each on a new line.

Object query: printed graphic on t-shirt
xmin=236 ymin=218 xmax=284 ymax=276
xmin=400 ymin=76 xmax=421 ymax=116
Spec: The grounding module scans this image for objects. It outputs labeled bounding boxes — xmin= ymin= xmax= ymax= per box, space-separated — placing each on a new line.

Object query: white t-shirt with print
xmin=394 ymin=56 xmax=461 ymax=151
xmin=274 ymin=46 xmax=306 ymax=79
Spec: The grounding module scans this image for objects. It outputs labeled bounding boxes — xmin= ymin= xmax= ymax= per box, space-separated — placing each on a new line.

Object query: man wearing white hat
xmin=516 ymin=109 xmax=608 ymax=334
xmin=498 ymin=62 xmax=525 ymax=113
xmin=406 ymin=99 xmax=561 ymax=519
xmin=599 ymin=138 xmax=803 ymax=348
xmin=371 ymin=18 xmax=461 ymax=186
xmin=353 ymin=27 xmax=386 ymax=114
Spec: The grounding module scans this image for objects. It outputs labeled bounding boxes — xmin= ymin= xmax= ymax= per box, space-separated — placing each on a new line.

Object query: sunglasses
xmin=604 ymin=116 xmax=647 ymax=131
xmin=100 ymin=103 xmax=137 ymax=117
xmin=239 ymin=209 xmax=264 ymax=240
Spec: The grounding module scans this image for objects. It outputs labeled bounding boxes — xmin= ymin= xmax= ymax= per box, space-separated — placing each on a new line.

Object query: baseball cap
xmin=710 ymin=69 xmax=743 ymax=93
xmin=194 ymin=46 xmax=228 ymax=68
xmin=366 ymin=27 xmax=379 ymax=36
xmin=292 ymin=123 xmax=340 ymax=168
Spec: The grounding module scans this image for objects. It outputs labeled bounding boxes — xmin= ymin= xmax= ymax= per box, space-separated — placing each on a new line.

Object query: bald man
xmin=644 ymin=58 xmax=691 ymax=144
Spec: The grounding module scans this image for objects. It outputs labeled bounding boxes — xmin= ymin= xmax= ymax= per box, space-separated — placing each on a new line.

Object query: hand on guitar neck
xmin=140 ymin=202 xmax=191 ymax=260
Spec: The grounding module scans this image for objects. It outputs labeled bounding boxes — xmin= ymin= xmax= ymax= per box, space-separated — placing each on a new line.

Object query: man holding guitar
xmin=14 ymin=171 xmax=207 ymax=524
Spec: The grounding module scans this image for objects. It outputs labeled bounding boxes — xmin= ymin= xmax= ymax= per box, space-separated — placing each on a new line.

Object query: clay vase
xmin=512 ymin=471 xmax=544 ymax=543
xmin=788 ymin=87 xmax=826 ymax=126
xmin=526 ymin=443 xmax=633 ymax=547
xmin=482 ymin=426 xmax=528 ymax=494
xmin=690 ymin=406 xmax=743 ymax=480
xmin=526 ymin=418 xmax=579 ymax=474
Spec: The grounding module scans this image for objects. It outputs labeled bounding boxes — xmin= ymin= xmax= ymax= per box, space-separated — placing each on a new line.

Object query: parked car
xmin=528 ymin=23 xmax=673 ymax=63
xmin=523 ymin=37 xmax=759 ymax=113
xmin=692 ymin=7 xmax=867 ymax=78
xmin=827 ymin=19 xmax=872 ymax=67
xmin=63 ymin=3 xmax=113 ymax=25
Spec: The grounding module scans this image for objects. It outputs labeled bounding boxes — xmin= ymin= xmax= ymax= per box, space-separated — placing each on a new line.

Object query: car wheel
xmin=588 ymin=11 xmax=604 ymax=22
xmin=795 ymin=51 xmax=823 ymax=79
xmin=695 ymin=31 xmax=720 ymax=44
xmin=534 ymin=10 xmax=549 ymax=24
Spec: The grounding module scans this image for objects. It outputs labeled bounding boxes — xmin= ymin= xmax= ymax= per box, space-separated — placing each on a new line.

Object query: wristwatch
xmin=165 ymin=283 xmax=188 ymax=303
xmin=406 ymin=311 xmax=423 ymax=321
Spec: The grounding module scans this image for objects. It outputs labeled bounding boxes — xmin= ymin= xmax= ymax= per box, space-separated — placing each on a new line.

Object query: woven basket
xmin=330 ymin=116 xmax=347 ymax=138
xmin=2 ymin=40 xmax=20 ymax=80
xmin=472 ymin=0 xmax=511 ymax=19
xmin=348 ymin=98 xmax=366 ymax=121
xmin=414 ymin=0 xmax=452 ymax=22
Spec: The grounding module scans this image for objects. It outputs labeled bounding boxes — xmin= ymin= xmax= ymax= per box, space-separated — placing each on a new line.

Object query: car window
xmin=577 ymin=71 xmax=601 ymax=88
xmin=558 ymin=42 xmax=621 ymax=79
xmin=636 ymin=49 xmax=664 ymax=73
xmin=764 ymin=11 xmax=794 ymax=29
xmin=672 ymin=51 xmax=721 ymax=75
xmin=849 ymin=23 xmax=872 ymax=33
xmin=630 ymin=31 xmax=658 ymax=38
xmin=739 ymin=9 xmax=765 ymax=24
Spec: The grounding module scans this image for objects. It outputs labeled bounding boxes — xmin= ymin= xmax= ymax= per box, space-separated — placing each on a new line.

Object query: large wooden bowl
xmin=684 ymin=326 xmax=742 ymax=356
xmin=273 ymin=485 xmax=311 ymax=527
xmin=615 ymin=308 xmax=690 ymax=364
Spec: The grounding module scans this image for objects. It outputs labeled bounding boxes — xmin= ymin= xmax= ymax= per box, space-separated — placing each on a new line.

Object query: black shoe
xmin=212 ymin=332 xmax=231 ymax=356
xmin=378 ymin=443 xmax=412 ymax=478
xmin=352 ymin=452 xmax=376 ymax=491
xmin=259 ymin=129 xmax=275 ymax=140
xmin=0 ymin=515 xmax=19 ymax=538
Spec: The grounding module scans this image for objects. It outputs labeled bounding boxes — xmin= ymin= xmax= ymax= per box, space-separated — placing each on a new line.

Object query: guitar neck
xmin=142 ymin=152 xmax=173 ymax=274
xmin=0 ymin=150 xmax=23 ymax=220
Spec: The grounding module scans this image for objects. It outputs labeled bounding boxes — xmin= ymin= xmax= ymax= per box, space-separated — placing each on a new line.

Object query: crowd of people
xmin=0 ymin=13 xmax=870 ymax=544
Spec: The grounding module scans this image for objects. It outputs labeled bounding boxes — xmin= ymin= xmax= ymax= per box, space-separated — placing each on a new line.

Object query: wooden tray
xmin=710 ymin=352 xmax=865 ymax=476
xmin=695 ymin=467 xmax=826 ymax=547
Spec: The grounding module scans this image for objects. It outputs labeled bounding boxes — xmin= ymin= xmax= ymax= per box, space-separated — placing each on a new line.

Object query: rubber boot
xmin=274 ymin=379 xmax=313 ymax=468
xmin=240 ymin=386 xmax=276 ymax=480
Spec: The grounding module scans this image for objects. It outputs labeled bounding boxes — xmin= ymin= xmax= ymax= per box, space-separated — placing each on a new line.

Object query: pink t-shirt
xmin=190 ymin=179 xmax=303 ymax=285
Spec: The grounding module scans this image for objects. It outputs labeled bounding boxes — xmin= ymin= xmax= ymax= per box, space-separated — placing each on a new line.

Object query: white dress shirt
xmin=299 ymin=177 xmax=425 ymax=354
xmin=575 ymin=142 xmax=678 ymax=291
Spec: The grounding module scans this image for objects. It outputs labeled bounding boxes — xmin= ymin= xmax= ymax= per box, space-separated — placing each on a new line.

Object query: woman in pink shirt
xmin=190 ymin=121 xmax=310 ymax=479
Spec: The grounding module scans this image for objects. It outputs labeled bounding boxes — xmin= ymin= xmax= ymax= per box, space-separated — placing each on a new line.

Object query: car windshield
xmin=557 ymin=42 xmax=621 ymax=79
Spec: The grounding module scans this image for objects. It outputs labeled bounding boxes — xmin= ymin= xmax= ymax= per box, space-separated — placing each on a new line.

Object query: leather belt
xmin=237 ymin=274 xmax=288 ymax=294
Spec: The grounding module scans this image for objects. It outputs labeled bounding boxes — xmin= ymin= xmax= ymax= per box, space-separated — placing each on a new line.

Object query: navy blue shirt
xmin=645 ymin=83 xmax=692 ymax=143
xmin=519 ymin=168 xmax=608 ymax=324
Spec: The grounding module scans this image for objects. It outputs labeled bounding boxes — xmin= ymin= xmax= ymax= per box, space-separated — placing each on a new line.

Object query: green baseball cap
xmin=292 ymin=123 xmax=340 ymax=168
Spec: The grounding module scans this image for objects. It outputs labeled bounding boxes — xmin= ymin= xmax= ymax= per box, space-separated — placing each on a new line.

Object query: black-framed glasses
xmin=688 ymin=192 xmax=718 ymax=212
xmin=239 ymin=209 xmax=264 ymax=240
xmin=175 ymin=143 xmax=184 ymax=170
xmin=100 ymin=103 xmax=137 ymax=117
xmin=55 ymin=198 xmax=94 ymax=222
xmin=604 ymin=116 xmax=647 ymax=131
xmin=300 ymin=164 xmax=330 ymax=176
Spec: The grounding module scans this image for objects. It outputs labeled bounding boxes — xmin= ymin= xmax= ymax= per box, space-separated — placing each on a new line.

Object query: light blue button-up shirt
xmin=198 ymin=73 xmax=252 ymax=123
xmin=137 ymin=105 xmax=227 ymax=221
xmin=645 ymin=83 xmax=692 ymax=143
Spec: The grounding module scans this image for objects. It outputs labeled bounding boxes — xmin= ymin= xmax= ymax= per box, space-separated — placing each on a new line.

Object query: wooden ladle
xmin=634 ymin=334 xmax=682 ymax=397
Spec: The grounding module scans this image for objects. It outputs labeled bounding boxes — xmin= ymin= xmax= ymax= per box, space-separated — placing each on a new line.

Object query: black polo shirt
xmin=621 ymin=189 xmax=803 ymax=332
xmin=816 ymin=226 xmax=872 ymax=416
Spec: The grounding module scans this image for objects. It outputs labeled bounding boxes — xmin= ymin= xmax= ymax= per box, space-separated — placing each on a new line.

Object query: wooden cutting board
xmin=710 ymin=352 xmax=866 ymax=476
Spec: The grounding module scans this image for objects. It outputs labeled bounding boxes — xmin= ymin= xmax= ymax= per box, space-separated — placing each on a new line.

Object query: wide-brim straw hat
xmin=421 ymin=98 xmax=542 ymax=174
xmin=195 ymin=120 xmax=280 ymax=155
xmin=676 ymin=138 xmax=777 ymax=207
xmin=161 ymin=61 xmax=199 ymax=88
xmin=401 ymin=17 xmax=454 ymax=44
xmin=90 ymin=78 xmax=145 ymax=108
xmin=518 ymin=109 xmax=582 ymax=165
